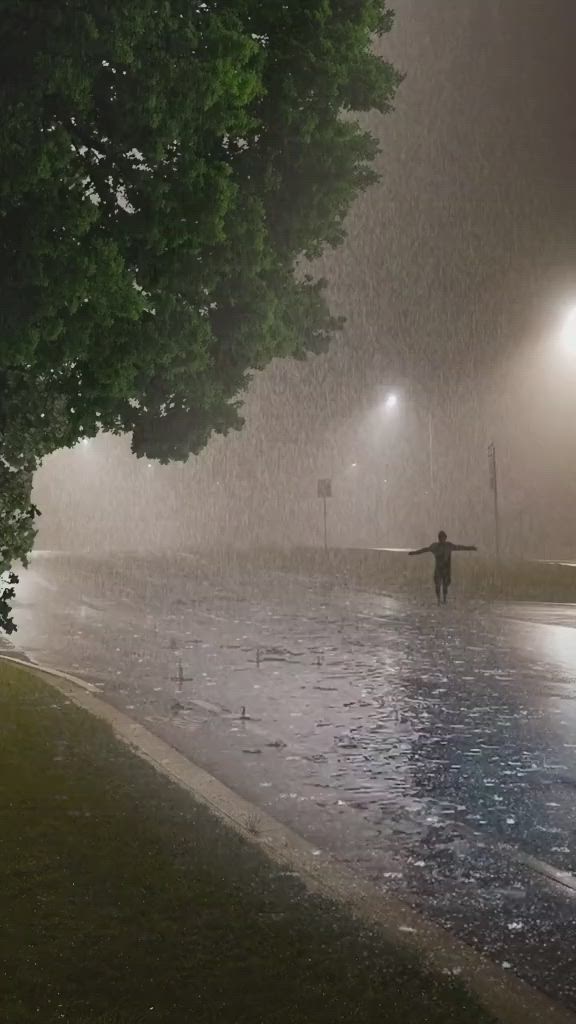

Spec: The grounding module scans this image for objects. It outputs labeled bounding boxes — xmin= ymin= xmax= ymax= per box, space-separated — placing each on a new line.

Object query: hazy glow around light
xmin=560 ymin=306 xmax=576 ymax=350
xmin=384 ymin=392 xmax=398 ymax=410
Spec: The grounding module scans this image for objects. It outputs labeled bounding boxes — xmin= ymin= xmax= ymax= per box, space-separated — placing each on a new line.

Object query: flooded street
xmin=10 ymin=551 xmax=576 ymax=1010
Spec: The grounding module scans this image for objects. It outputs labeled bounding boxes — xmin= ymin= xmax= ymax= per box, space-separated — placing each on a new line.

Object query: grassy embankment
xmin=0 ymin=660 xmax=495 ymax=1024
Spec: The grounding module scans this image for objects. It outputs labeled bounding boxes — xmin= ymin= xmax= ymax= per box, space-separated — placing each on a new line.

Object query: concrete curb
xmin=5 ymin=654 xmax=575 ymax=1024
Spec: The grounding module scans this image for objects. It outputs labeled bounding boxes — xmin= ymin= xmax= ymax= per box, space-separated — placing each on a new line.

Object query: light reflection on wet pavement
xmin=10 ymin=553 xmax=576 ymax=1009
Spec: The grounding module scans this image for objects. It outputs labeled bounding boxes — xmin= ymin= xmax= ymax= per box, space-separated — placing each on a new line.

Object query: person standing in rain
xmin=408 ymin=531 xmax=477 ymax=604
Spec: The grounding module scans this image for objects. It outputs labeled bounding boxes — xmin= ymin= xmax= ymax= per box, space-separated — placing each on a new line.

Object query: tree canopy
xmin=0 ymin=0 xmax=401 ymax=628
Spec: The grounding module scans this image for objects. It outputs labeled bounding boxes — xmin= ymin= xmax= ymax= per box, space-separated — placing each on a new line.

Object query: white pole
xmin=428 ymin=409 xmax=434 ymax=496
xmin=323 ymin=495 xmax=328 ymax=552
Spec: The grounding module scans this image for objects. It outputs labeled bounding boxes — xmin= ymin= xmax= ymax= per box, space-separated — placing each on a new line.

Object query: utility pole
xmin=427 ymin=409 xmax=434 ymax=498
xmin=317 ymin=478 xmax=332 ymax=552
xmin=487 ymin=442 xmax=500 ymax=559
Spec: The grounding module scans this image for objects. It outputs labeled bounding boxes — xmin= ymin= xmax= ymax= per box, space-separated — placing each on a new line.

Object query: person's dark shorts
xmin=434 ymin=569 xmax=451 ymax=587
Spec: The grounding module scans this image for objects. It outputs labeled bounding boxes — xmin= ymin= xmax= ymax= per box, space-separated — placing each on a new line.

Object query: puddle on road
xmin=12 ymin=559 xmax=576 ymax=1008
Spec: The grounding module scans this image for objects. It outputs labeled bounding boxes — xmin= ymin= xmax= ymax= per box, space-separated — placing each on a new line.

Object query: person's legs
xmin=434 ymin=573 xmax=441 ymax=604
xmin=441 ymin=573 xmax=451 ymax=604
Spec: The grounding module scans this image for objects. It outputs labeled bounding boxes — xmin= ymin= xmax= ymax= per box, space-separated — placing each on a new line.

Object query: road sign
xmin=317 ymin=478 xmax=332 ymax=499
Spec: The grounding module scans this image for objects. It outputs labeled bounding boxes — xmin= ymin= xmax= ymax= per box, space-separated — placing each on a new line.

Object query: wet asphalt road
xmin=9 ymin=552 xmax=576 ymax=1010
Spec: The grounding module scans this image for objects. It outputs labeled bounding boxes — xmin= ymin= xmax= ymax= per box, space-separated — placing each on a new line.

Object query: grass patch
xmin=0 ymin=662 xmax=495 ymax=1024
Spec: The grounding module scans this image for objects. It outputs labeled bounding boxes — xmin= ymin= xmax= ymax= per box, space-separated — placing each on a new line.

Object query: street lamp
xmin=381 ymin=387 xmax=434 ymax=496
xmin=560 ymin=305 xmax=576 ymax=351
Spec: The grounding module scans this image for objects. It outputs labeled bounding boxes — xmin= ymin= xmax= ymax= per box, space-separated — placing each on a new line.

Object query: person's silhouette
xmin=409 ymin=530 xmax=477 ymax=604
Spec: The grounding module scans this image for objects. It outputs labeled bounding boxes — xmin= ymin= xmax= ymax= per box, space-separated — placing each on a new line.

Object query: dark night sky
xmin=334 ymin=0 xmax=576 ymax=374
xmin=35 ymin=1 xmax=576 ymax=555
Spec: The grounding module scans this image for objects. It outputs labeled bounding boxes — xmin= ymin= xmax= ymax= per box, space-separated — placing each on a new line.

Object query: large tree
xmin=0 ymin=0 xmax=401 ymax=627
xmin=0 ymin=370 xmax=77 ymax=631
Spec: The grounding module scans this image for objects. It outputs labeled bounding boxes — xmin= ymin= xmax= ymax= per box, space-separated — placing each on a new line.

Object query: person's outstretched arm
xmin=451 ymin=543 xmax=477 ymax=551
xmin=409 ymin=546 xmax=431 ymax=556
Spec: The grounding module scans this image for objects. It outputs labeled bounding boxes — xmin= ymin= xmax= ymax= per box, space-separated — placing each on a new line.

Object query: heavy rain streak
xmin=7 ymin=1 xmax=576 ymax=1021
xmin=34 ymin=0 xmax=576 ymax=557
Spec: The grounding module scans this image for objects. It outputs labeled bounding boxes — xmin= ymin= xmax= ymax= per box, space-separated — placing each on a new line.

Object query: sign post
xmin=317 ymin=478 xmax=332 ymax=552
xmin=487 ymin=443 xmax=500 ymax=559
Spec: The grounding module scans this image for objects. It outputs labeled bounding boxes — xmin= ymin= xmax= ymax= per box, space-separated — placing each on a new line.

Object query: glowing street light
xmin=560 ymin=306 xmax=576 ymax=350
xmin=379 ymin=385 xmax=434 ymax=496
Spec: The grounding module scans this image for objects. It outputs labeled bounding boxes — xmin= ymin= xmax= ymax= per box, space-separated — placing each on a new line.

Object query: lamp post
xmin=382 ymin=389 xmax=435 ymax=500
